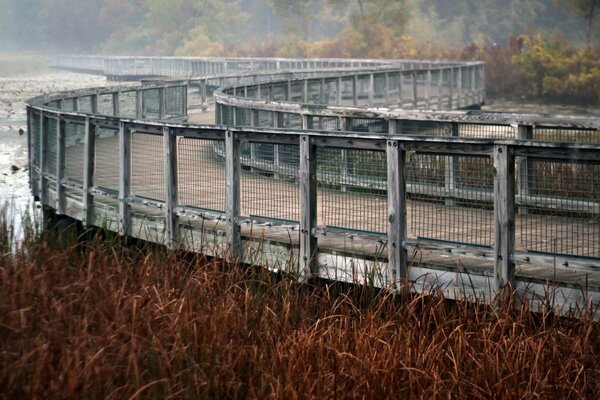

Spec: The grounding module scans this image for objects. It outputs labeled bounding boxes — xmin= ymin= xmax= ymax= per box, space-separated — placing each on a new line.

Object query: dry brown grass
xmin=1 ymin=229 xmax=600 ymax=399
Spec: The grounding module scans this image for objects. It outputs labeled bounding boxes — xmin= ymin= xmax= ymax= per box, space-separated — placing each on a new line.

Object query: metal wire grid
xmin=309 ymin=117 xmax=339 ymax=131
xmin=119 ymin=91 xmax=137 ymax=118
xmin=459 ymin=124 xmax=515 ymax=139
xmin=97 ymin=94 xmax=114 ymax=115
xmin=533 ymin=127 xmax=600 ymax=143
xmin=289 ymin=82 xmax=303 ymax=103
xmin=373 ymin=74 xmax=387 ymax=105
xmin=407 ymin=154 xmax=494 ymax=246
xmin=166 ymin=86 xmax=184 ymax=116
xmin=178 ymin=138 xmax=226 ymax=213
xmin=272 ymin=84 xmax=287 ymax=101
xmin=31 ymin=111 xmax=41 ymax=170
xmin=519 ymin=160 xmax=600 ymax=258
xmin=323 ymin=79 xmax=337 ymax=105
xmin=306 ymin=80 xmax=321 ymax=104
xmin=142 ymin=89 xmax=160 ymax=118
xmin=64 ymin=122 xmax=85 ymax=182
xmin=94 ymin=127 xmax=120 ymax=192
xmin=415 ymin=71 xmax=427 ymax=104
xmin=256 ymin=110 xmax=272 ymax=127
xmin=78 ymin=96 xmax=93 ymax=113
xmin=235 ymin=108 xmax=251 ymax=127
xmin=397 ymin=120 xmax=449 ymax=136
xmin=240 ymin=142 xmax=300 ymax=222
xmin=318 ymin=147 xmax=387 ymax=233
xmin=130 ymin=132 xmax=165 ymax=202
xmin=348 ymin=118 xmax=389 ymax=134
xmin=356 ymin=76 xmax=370 ymax=106
xmin=340 ymin=77 xmax=354 ymax=104
xmin=45 ymin=117 xmax=58 ymax=181
xmin=400 ymin=73 xmax=414 ymax=106
xmin=280 ymin=113 xmax=303 ymax=129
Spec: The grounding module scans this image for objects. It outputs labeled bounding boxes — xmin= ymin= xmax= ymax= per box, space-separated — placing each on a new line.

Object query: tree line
xmin=1 ymin=0 xmax=599 ymax=103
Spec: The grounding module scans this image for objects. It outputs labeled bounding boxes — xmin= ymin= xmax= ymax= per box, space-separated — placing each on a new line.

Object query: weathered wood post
xmin=387 ymin=120 xmax=408 ymax=289
xmin=158 ymin=87 xmax=166 ymax=119
xmin=118 ymin=122 xmax=131 ymax=236
xmin=82 ymin=117 xmax=96 ymax=226
xmin=368 ymin=74 xmax=374 ymax=107
xmin=163 ymin=126 xmax=178 ymax=248
xmin=411 ymin=72 xmax=418 ymax=108
xmin=55 ymin=115 xmax=66 ymax=215
xmin=336 ymin=76 xmax=342 ymax=106
xmin=112 ymin=92 xmax=120 ymax=116
xmin=136 ymin=90 xmax=144 ymax=119
xmin=493 ymin=144 xmax=516 ymax=296
xmin=397 ymin=71 xmax=403 ymax=106
xmin=352 ymin=75 xmax=358 ymax=106
xmin=445 ymin=123 xmax=459 ymax=206
xmin=299 ymin=133 xmax=317 ymax=281
xmin=225 ymin=128 xmax=241 ymax=263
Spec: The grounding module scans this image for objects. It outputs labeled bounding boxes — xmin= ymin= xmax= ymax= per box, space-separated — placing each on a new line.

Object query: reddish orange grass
xmin=1 ymin=235 xmax=599 ymax=399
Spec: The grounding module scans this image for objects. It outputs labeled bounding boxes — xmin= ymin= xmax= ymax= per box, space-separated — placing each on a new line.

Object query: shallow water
xmin=0 ymin=72 xmax=108 ymax=241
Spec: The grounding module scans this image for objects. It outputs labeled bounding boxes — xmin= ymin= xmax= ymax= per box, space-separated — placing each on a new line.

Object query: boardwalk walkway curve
xmin=26 ymin=55 xmax=600 ymax=315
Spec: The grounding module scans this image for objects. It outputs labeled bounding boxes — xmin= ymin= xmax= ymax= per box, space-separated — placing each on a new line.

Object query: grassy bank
xmin=1 ymin=219 xmax=600 ymax=399
xmin=0 ymin=52 xmax=48 ymax=77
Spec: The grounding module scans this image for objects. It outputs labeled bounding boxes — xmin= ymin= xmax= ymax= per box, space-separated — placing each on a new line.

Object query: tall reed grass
xmin=1 ymin=213 xmax=599 ymax=399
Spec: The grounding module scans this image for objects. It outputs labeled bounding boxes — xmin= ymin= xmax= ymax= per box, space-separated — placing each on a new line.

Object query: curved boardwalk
xmin=29 ymin=56 xmax=600 ymax=316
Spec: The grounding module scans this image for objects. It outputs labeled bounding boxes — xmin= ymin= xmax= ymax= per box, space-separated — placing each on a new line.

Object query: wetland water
xmin=0 ymin=72 xmax=108 ymax=237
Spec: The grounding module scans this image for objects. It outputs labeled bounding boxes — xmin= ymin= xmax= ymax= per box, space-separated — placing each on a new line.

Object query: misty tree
xmin=561 ymin=0 xmax=600 ymax=47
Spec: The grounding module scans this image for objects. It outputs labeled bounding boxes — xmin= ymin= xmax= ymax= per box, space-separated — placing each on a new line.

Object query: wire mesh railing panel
xmin=341 ymin=77 xmax=354 ymax=104
xmin=256 ymin=110 xmax=272 ymax=127
xmin=348 ymin=118 xmax=389 ymax=134
xmin=407 ymin=154 xmax=494 ymax=246
xmin=318 ymin=147 xmax=387 ymax=233
xmin=324 ymin=79 xmax=337 ymax=105
xmin=373 ymin=73 xmax=387 ymax=104
xmin=130 ymin=132 xmax=164 ymax=202
xmin=78 ymin=96 xmax=93 ymax=113
xmin=240 ymin=142 xmax=300 ymax=222
xmin=178 ymin=138 xmax=226 ymax=213
xmin=273 ymin=84 xmax=287 ymax=101
xmin=97 ymin=94 xmax=114 ymax=115
xmin=119 ymin=91 xmax=137 ymax=118
xmin=280 ymin=113 xmax=303 ymax=129
xmin=459 ymin=124 xmax=515 ymax=139
xmin=519 ymin=160 xmax=600 ymax=258
xmin=235 ymin=107 xmax=251 ymax=127
xmin=45 ymin=117 xmax=58 ymax=179
xmin=64 ymin=122 xmax=85 ymax=182
xmin=166 ymin=86 xmax=184 ymax=116
xmin=310 ymin=117 xmax=339 ymax=131
xmin=307 ymin=81 xmax=321 ymax=104
xmin=289 ymin=82 xmax=303 ymax=103
xmin=31 ymin=111 xmax=41 ymax=169
xmin=398 ymin=120 xmax=449 ymax=136
xmin=94 ymin=127 xmax=120 ymax=192
xmin=142 ymin=89 xmax=160 ymax=119
xmin=533 ymin=127 xmax=600 ymax=143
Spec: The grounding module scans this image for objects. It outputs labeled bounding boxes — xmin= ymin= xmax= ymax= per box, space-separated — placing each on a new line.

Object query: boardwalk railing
xmin=29 ymin=56 xmax=600 ymax=315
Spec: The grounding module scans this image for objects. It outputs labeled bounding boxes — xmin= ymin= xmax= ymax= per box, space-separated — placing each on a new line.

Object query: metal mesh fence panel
xmin=533 ymin=127 xmax=600 ymax=143
xmin=310 ymin=117 xmax=339 ymax=131
xmin=280 ymin=113 xmax=303 ymax=129
xmin=64 ymin=122 xmax=85 ymax=182
xmin=130 ymin=132 xmax=164 ymax=202
xmin=166 ymin=86 xmax=184 ymax=116
xmin=240 ymin=142 xmax=300 ymax=222
xmin=45 ymin=117 xmax=58 ymax=180
xmin=178 ymin=138 xmax=226 ymax=213
xmin=97 ymin=94 xmax=114 ymax=115
xmin=78 ymin=96 xmax=93 ymax=113
xmin=142 ymin=89 xmax=160 ymax=118
xmin=31 ymin=111 xmax=41 ymax=170
xmin=119 ymin=91 xmax=137 ymax=118
xmin=94 ymin=127 xmax=120 ymax=192
xmin=459 ymin=124 xmax=515 ymax=139
xmin=407 ymin=154 xmax=494 ymax=246
xmin=518 ymin=160 xmax=600 ymax=258
xmin=373 ymin=73 xmax=386 ymax=105
xmin=348 ymin=118 xmax=389 ymax=134
xmin=318 ymin=147 xmax=387 ymax=233
xmin=307 ymin=80 xmax=321 ymax=104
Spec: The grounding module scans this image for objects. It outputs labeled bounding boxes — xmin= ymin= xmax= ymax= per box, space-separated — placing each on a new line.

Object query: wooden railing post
xmin=352 ymin=75 xmax=358 ymax=106
xmin=387 ymin=135 xmax=408 ymax=290
xmin=118 ymin=122 xmax=131 ymax=236
xmin=445 ymin=123 xmax=459 ymax=206
xmin=225 ymin=129 xmax=241 ymax=263
xmin=55 ymin=115 xmax=66 ymax=215
xmin=158 ymin=87 xmax=166 ymax=119
xmin=136 ymin=90 xmax=144 ymax=119
xmin=112 ymin=92 xmax=120 ymax=116
xmin=494 ymin=145 xmax=516 ymax=294
xmin=82 ymin=117 xmax=95 ymax=226
xmin=336 ymin=76 xmax=342 ymax=106
xmin=90 ymin=94 xmax=98 ymax=114
xmin=299 ymin=134 xmax=317 ymax=281
xmin=368 ymin=74 xmax=374 ymax=106
xmin=163 ymin=126 xmax=178 ymax=248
